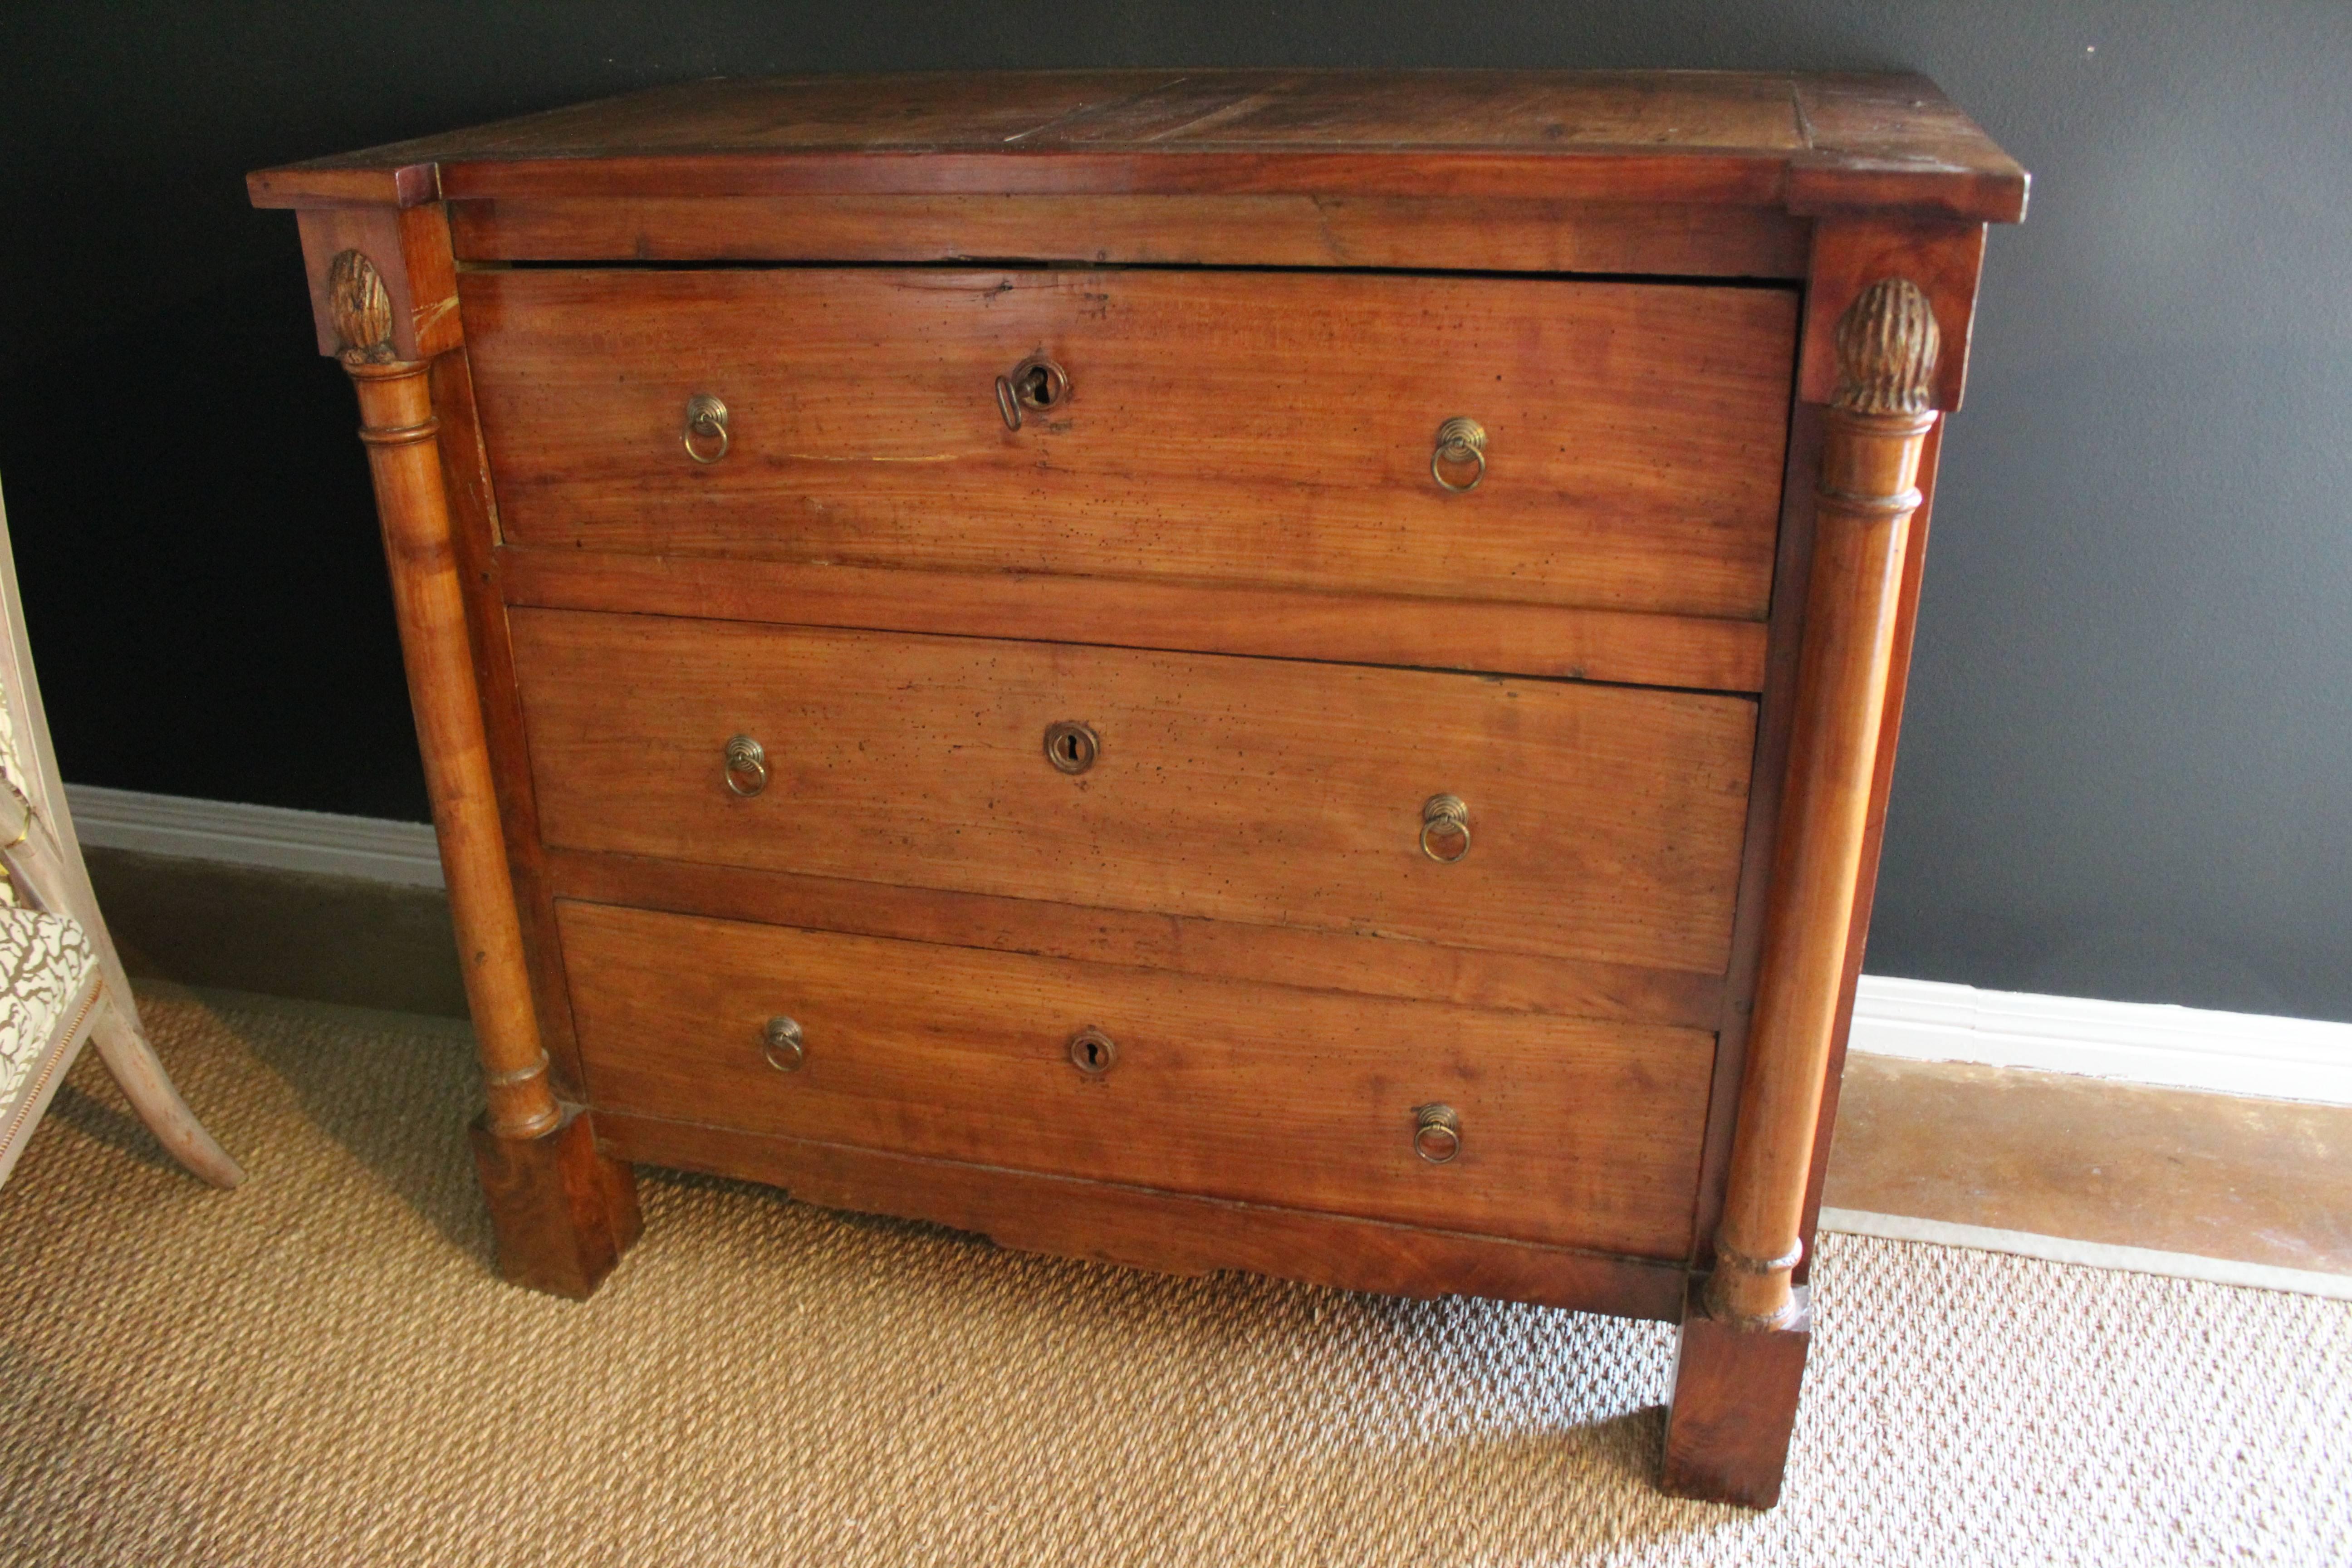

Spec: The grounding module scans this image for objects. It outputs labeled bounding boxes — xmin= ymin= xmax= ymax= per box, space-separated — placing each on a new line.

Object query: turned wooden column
xmin=1710 ymin=277 xmax=1940 ymax=1328
xmin=1664 ymin=277 xmax=1941 ymax=1508
xmin=328 ymin=248 xmax=639 ymax=1297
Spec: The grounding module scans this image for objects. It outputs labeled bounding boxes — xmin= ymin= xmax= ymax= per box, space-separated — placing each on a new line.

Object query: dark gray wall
xmin=3 ymin=2 xmax=2347 ymax=1020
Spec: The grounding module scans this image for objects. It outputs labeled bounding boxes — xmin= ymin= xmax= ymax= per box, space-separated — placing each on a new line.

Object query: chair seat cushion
xmin=0 ymin=903 xmax=96 ymax=1109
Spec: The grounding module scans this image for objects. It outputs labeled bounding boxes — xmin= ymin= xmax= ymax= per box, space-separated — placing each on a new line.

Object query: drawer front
xmin=514 ymin=609 xmax=1757 ymax=978
xmin=562 ymin=902 xmax=1715 ymax=1258
xmin=462 ymin=267 xmax=1796 ymax=621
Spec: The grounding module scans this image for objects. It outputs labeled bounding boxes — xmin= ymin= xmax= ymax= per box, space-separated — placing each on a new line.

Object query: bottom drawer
xmin=563 ymin=901 xmax=1716 ymax=1259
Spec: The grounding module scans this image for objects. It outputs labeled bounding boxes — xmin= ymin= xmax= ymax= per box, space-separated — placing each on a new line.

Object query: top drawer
xmin=461 ymin=268 xmax=1796 ymax=621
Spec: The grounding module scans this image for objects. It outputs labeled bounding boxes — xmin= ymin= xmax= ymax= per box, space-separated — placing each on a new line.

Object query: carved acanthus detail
xmin=328 ymin=249 xmax=396 ymax=365
xmin=1831 ymin=278 xmax=1940 ymax=416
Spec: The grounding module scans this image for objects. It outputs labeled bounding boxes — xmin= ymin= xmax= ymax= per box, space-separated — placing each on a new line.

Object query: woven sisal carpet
xmin=0 ymin=987 xmax=2342 ymax=1566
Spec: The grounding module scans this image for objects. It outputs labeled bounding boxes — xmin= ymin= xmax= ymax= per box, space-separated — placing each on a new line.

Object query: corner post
xmin=1664 ymin=278 xmax=1941 ymax=1507
xmin=328 ymin=247 xmax=639 ymax=1297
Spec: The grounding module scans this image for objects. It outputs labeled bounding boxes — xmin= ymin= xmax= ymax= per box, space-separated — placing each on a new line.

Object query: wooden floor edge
xmin=598 ymin=1110 xmax=1689 ymax=1321
xmin=1818 ymin=1207 xmax=2352 ymax=1301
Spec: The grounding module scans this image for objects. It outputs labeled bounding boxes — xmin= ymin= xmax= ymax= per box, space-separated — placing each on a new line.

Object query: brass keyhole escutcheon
xmin=1067 ymin=1025 xmax=1118 ymax=1076
xmin=995 ymin=355 xmax=1070 ymax=431
xmin=1413 ymin=1103 xmax=1462 ymax=1164
xmin=1044 ymin=720 xmax=1099 ymax=775
xmin=762 ymin=1015 xmax=805 ymax=1072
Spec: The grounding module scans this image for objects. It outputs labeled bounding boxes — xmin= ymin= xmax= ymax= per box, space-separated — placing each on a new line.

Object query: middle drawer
xmin=514 ymin=608 xmax=1757 ymax=977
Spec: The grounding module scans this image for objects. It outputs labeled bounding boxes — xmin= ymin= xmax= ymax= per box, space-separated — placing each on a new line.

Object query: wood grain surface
xmin=562 ymin=901 xmax=1716 ymax=1258
xmin=341 ymin=353 xmax=558 ymax=1140
xmin=429 ymin=346 xmax=593 ymax=1101
xmin=450 ymin=194 xmax=1811 ymax=277
xmin=495 ymin=549 xmax=1772 ymax=694
xmin=1663 ymin=1289 xmax=1812 ymax=1509
xmin=1711 ymin=279 xmax=1940 ymax=1329
xmin=544 ymin=849 xmax=1728 ymax=1030
xmin=511 ymin=609 xmax=1759 ymax=976
xmin=461 ymin=267 xmax=1798 ymax=621
xmin=597 ymin=1109 xmax=1691 ymax=1320
xmin=249 ymin=71 xmax=2027 ymax=223
xmin=240 ymin=67 xmax=2026 ymax=1504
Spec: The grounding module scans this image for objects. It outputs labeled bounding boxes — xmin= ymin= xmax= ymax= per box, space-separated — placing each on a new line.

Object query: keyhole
xmin=1008 ymin=355 xmax=1069 ymax=414
xmin=1044 ymin=720 xmax=1098 ymax=775
xmin=1067 ymin=1025 xmax=1117 ymax=1075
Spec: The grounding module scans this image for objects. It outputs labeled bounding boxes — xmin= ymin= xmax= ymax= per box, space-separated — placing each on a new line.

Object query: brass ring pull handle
xmin=762 ymin=1015 xmax=805 ymax=1072
xmin=1420 ymin=794 xmax=1470 ymax=862
xmin=1067 ymin=1025 xmax=1118 ymax=1076
xmin=684 ymin=394 xmax=731 ymax=464
xmin=1430 ymin=416 xmax=1487 ymax=492
xmin=996 ymin=355 xmax=1070 ymax=431
xmin=724 ymin=734 xmax=769 ymax=797
xmin=1413 ymin=1103 xmax=1462 ymax=1164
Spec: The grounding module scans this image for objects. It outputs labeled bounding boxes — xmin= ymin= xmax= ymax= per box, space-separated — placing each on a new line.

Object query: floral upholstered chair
xmin=0 ymin=479 xmax=242 ymax=1191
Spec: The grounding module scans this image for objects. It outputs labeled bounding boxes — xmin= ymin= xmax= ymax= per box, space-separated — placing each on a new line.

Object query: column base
xmin=469 ymin=1107 xmax=642 ymax=1299
xmin=1660 ymin=1281 xmax=1812 ymax=1509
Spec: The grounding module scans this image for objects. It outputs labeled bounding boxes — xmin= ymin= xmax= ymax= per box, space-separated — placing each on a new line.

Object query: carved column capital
xmin=328 ymin=248 xmax=398 ymax=366
xmin=1831 ymin=278 xmax=1941 ymax=416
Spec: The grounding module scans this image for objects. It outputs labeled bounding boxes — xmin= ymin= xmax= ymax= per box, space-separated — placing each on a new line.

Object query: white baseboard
xmin=64 ymin=785 xmax=2352 ymax=1106
xmin=1849 ymin=973 xmax=2352 ymax=1107
xmin=66 ymin=783 xmax=445 ymax=889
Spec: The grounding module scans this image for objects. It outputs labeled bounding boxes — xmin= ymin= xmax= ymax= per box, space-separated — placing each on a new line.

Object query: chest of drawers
xmin=251 ymin=71 xmax=2024 ymax=1509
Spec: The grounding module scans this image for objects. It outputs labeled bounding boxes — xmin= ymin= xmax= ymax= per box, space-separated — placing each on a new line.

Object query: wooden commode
xmin=250 ymin=72 xmax=2025 ymax=1509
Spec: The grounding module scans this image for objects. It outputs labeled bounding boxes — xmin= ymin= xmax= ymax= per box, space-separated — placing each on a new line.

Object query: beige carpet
xmin=0 ymin=988 xmax=2342 ymax=1566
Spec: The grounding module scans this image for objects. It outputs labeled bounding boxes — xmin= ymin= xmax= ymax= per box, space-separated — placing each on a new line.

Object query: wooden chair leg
xmin=86 ymin=990 xmax=245 ymax=1189
xmin=0 ymin=816 xmax=244 ymax=1190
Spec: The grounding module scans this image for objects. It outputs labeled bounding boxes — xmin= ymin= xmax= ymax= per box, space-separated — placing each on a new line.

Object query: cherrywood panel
xmin=512 ymin=610 xmax=1759 ymax=975
xmin=294 ymin=205 xmax=459 ymax=362
xmin=598 ymin=1109 xmax=1689 ymax=1321
xmin=301 ymin=66 xmax=1770 ymax=160
xmin=1798 ymin=217 xmax=1988 ymax=412
xmin=544 ymin=849 xmax=1727 ymax=1030
xmin=450 ymin=194 xmax=1811 ymax=276
xmin=461 ymin=267 xmax=1798 ymax=621
xmin=1799 ymin=424 xmax=1950 ymax=1280
xmin=436 ymin=149 xmax=1793 ymax=207
xmin=562 ymin=902 xmax=1716 ymax=1257
xmin=341 ymin=348 xmax=560 ymax=1139
xmin=468 ymin=1108 xmax=642 ymax=1300
xmin=248 ymin=72 xmax=2026 ymax=222
xmin=1691 ymin=404 xmax=1826 ymax=1268
xmin=1710 ymin=281 xmax=1938 ymax=1331
xmin=495 ymin=549 xmax=1771 ymax=694
xmin=1663 ymin=1289 xmax=1811 ymax=1509
xmin=1789 ymin=74 xmax=2031 ymax=220
xmin=430 ymin=348 xmax=591 ymax=1101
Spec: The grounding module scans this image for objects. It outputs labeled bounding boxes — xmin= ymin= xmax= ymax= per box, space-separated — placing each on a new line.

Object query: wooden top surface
xmin=248 ymin=70 xmax=2026 ymax=222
